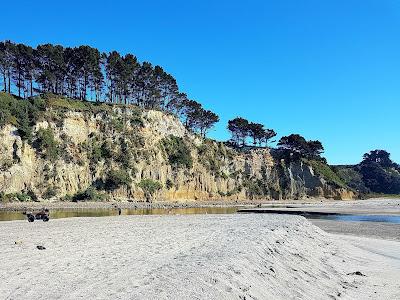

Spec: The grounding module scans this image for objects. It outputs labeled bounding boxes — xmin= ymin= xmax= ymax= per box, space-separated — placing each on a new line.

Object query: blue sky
xmin=2 ymin=0 xmax=400 ymax=164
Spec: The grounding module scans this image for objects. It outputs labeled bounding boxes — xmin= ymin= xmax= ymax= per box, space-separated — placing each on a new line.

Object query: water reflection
xmin=0 ymin=207 xmax=239 ymax=221
xmin=310 ymin=214 xmax=400 ymax=224
xmin=2 ymin=208 xmax=399 ymax=224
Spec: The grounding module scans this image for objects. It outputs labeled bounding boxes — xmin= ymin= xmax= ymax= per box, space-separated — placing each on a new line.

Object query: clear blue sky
xmin=2 ymin=0 xmax=400 ymax=165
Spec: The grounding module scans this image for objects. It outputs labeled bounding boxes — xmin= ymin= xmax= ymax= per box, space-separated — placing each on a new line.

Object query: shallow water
xmin=0 ymin=207 xmax=239 ymax=221
xmin=309 ymin=214 xmax=400 ymax=224
xmin=1 ymin=207 xmax=400 ymax=224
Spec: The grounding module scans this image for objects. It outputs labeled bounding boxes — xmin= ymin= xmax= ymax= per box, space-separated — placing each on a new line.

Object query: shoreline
xmin=0 ymin=198 xmax=334 ymax=212
xmin=1 ymin=197 xmax=399 ymax=213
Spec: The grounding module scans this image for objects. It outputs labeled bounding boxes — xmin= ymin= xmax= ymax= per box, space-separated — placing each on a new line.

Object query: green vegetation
xmin=109 ymin=117 xmax=124 ymax=132
xmin=43 ymin=187 xmax=58 ymax=199
xmin=335 ymin=166 xmax=368 ymax=193
xmin=44 ymin=96 xmax=111 ymax=113
xmin=1 ymin=40 xmax=399 ymax=200
xmin=71 ymin=187 xmax=108 ymax=202
xmin=228 ymin=117 xmax=276 ymax=147
xmin=129 ymin=107 xmax=144 ymax=127
xmin=278 ymin=134 xmax=324 ymax=159
xmin=180 ymin=100 xmax=219 ymax=136
xmin=304 ymin=159 xmax=347 ymax=188
xmin=161 ymin=135 xmax=192 ymax=168
xmin=104 ymin=169 xmax=132 ymax=190
xmin=243 ymin=179 xmax=267 ymax=199
xmin=334 ymin=150 xmax=400 ymax=195
xmin=0 ymin=92 xmax=45 ymax=142
xmin=0 ymin=40 xmax=219 ymax=134
xmin=86 ymin=137 xmax=113 ymax=163
xmin=138 ymin=179 xmax=162 ymax=202
xmin=0 ymin=191 xmax=37 ymax=202
xmin=197 ymin=140 xmax=231 ymax=174
xmin=358 ymin=150 xmax=400 ymax=194
xmin=34 ymin=127 xmax=59 ymax=161
xmin=115 ymin=140 xmax=134 ymax=169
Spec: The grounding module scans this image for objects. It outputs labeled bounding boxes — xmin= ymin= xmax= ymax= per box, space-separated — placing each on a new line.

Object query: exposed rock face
xmin=0 ymin=108 xmax=355 ymax=202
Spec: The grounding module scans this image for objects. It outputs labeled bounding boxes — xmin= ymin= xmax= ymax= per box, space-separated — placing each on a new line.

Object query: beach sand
xmin=0 ymin=214 xmax=399 ymax=300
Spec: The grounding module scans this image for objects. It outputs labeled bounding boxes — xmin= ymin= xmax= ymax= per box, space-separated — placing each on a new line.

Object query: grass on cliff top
xmin=303 ymin=158 xmax=347 ymax=189
xmin=1 ymin=92 xmax=143 ymax=114
xmin=44 ymin=95 xmax=114 ymax=113
xmin=44 ymin=94 xmax=145 ymax=115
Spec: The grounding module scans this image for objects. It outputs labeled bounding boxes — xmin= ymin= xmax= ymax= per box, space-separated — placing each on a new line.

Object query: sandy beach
xmin=0 ymin=214 xmax=399 ymax=300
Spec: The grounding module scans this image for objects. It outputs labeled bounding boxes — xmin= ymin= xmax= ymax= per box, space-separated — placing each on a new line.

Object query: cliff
xmin=0 ymin=95 xmax=355 ymax=202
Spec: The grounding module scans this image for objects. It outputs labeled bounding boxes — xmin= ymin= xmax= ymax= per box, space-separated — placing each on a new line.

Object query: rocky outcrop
xmin=0 ymin=107 xmax=356 ymax=202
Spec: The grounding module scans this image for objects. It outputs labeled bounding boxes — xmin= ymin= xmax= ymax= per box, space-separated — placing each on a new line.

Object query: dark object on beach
xmin=347 ymin=271 xmax=366 ymax=276
xmin=24 ymin=208 xmax=50 ymax=222
xmin=36 ymin=245 xmax=46 ymax=250
xmin=118 ymin=208 xmax=122 ymax=215
xmin=27 ymin=214 xmax=35 ymax=222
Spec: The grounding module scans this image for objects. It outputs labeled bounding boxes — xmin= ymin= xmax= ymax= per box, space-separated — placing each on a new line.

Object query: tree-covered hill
xmin=1 ymin=40 xmax=399 ymax=201
xmin=0 ymin=41 xmax=219 ymax=137
xmin=335 ymin=150 xmax=400 ymax=196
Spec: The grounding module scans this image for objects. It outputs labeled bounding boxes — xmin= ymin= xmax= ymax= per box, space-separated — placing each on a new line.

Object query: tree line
xmin=1 ymin=40 xmax=325 ymax=156
xmin=0 ymin=40 xmax=219 ymax=137
xmin=358 ymin=150 xmax=400 ymax=194
xmin=227 ymin=116 xmax=324 ymax=159
xmin=227 ymin=117 xmax=277 ymax=147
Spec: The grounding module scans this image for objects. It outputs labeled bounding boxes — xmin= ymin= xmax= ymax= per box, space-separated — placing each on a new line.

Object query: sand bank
xmin=0 ymin=214 xmax=399 ymax=299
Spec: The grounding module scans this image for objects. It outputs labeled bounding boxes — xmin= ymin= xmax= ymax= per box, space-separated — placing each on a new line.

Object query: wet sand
xmin=311 ymin=219 xmax=400 ymax=241
xmin=240 ymin=198 xmax=400 ymax=215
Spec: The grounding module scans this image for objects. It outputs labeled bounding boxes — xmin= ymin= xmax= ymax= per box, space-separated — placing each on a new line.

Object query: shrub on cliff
xmin=161 ymin=135 xmax=192 ymax=168
xmin=43 ymin=187 xmax=58 ymax=199
xmin=104 ymin=169 xmax=132 ymax=190
xmin=0 ymin=191 xmax=37 ymax=202
xmin=33 ymin=127 xmax=59 ymax=161
xmin=0 ymin=92 xmax=45 ymax=142
xmin=138 ymin=179 xmax=162 ymax=202
xmin=129 ymin=107 xmax=144 ymax=127
xmin=304 ymin=159 xmax=347 ymax=188
xmin=72 ymin=187 xmax=108 ymax=202
xmin=86 ymin=138 xmax=113 ymax=162
xmin=335 ymin=167 xmax=369 ymax=193
xmin=197 ymin=140 xmax=232 ymax=174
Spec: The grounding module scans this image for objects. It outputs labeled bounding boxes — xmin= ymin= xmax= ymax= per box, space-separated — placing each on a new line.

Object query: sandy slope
xmin=0 ymin=214 xmax=399 ymax=300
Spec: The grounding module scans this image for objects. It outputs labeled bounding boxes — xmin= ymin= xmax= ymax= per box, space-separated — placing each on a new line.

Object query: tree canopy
xmin=362 ymin=150 xmax=395 ymax=168
xmin=0 ymin=40 xmax=219 ymax=137
xmin=277 ymin=134 xmax=324 ymax=158
xmin=357 ymin=149 xmax=400 ymax=194
xmin=227 ymin=117 xmax=277 ymax=148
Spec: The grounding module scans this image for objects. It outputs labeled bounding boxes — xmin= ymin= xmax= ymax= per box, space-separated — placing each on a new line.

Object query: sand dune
xmin=0 ymin=214 xmax=399 ymax=299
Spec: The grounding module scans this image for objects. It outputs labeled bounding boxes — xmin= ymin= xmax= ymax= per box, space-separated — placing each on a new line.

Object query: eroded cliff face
xmin=0 ymin=108 xmax=355 ymax=201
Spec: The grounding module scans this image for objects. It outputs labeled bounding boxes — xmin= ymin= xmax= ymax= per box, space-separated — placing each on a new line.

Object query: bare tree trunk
xmin=18 ymin=73 xmax=21 ymax=97
xmin=8 ymin=71 xmax=11 ymax=93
